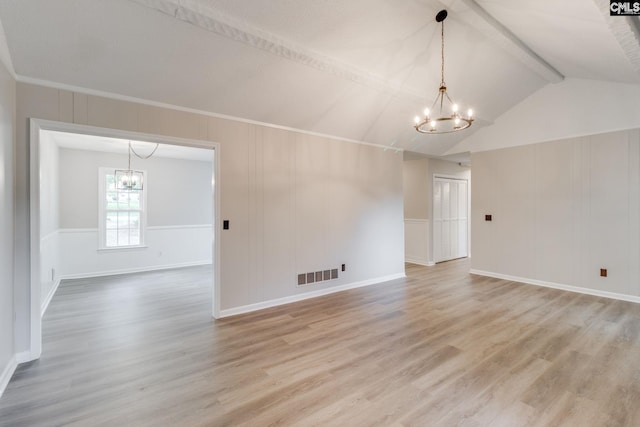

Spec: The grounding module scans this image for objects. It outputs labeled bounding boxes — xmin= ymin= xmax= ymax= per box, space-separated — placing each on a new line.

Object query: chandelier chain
xmin=441 ymin=19 xmax=445 ymax=85
xmin=130 ymin=142 xmax=160 ymax=160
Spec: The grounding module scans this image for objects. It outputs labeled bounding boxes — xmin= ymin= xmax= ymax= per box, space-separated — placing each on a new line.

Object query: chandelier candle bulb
xmin=414 ymin=9 xmax=474 ymax=134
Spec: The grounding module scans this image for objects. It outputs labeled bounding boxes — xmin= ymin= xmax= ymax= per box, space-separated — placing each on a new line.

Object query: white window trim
xmin=98 ymin=167 xmax=148 ymax=250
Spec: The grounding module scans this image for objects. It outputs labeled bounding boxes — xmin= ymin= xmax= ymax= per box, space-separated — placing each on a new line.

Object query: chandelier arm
xmin=443 ymin=91 xmax=454 ymax=105
xmin=430 ymin=92 xmax=440 ymax=114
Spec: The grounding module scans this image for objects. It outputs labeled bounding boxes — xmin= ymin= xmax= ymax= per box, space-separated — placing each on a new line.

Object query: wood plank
xmin=2 ymin=260 xmax=640 ymax=425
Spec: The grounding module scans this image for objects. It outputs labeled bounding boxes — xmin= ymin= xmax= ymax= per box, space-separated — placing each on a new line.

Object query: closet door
xmin=434 ymin=177 xmax=468 ymax=263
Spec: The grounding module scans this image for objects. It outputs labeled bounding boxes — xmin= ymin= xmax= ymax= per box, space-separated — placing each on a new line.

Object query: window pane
xmin=129 ymin=211 xmax=140 ymax=228
xmin=106 ymin=174 xmax=116 ymax=191
xmin=101 ymin=169 xmax=145 ymax=249
xmin=106 ymin=192 xmax=118 ymax=209
xmin=129 ymin=192 xmax=140 ymax=209
xmin=130 ymin=228 xmax=140 ymax=245
xmin=117 ymin=229 xmax=130 ymax=246
xmin=106 ymin=212 xmax=118 ymax=229
xmin=106 ymin=230 xmax=118 ymax=247
xmin=118 ymin=211 xmax=131 ymax=228
xmin=117 ymin=192 xmax=130 ymax=209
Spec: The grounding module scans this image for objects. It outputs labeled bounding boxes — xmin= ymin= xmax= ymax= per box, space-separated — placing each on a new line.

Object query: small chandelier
xmin=115 ymin=141 xmax=158 ymax=191
xmin=414 ymin=10 xmax=473 ymax=134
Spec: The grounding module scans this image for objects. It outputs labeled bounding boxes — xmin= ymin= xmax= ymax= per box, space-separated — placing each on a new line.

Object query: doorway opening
xmin=27 ymin=119 xmax=220 ymax=361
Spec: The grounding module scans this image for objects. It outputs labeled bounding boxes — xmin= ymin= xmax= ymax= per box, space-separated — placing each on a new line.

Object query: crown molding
xmin=17 ymin=75 xmax=402 ymax=153
xmin=130 ymin=0 xmax=422 ymax=102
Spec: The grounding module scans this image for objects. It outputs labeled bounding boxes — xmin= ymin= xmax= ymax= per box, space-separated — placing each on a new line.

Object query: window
xmin=99 ymin=167 xmax=146 ymax=249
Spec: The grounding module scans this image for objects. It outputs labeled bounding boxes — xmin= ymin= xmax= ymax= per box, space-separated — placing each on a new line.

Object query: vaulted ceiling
xmin=0 ymin=0 xmax=638 ymax=159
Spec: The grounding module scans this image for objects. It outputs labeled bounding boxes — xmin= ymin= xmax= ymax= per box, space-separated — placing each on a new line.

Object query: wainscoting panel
xmin=57 ymin=224 xmax=212 ymax=279
xmin=404 ymin=219 xmax=431 ymax=266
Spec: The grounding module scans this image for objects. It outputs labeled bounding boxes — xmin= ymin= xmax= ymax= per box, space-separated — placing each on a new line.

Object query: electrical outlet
xmin=341 ymin=264 xmax=346 ymax=272
xmin=600 ymin=268 xmax=607 ymax=277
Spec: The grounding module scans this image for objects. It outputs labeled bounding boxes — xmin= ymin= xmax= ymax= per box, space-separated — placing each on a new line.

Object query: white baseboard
xmin=41 ymin=278 xmax=61 ymax=316
xmin=59 ymin=261 xmax=212 ymax=281
xmin=0 ymin=356 xmax=17 ymax=398
xmin=15 ymin=351 xmax=34 ymax=364
xmin=219 ymin=272 xmax=406 ymax=318
xmin=405 ymin=258 xmax=435 ymax=267
xmin=470 ymin=269 xmax=640 ymax=304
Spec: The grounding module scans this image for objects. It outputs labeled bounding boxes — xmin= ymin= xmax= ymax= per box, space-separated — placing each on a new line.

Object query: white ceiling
xmin=48 ymin=130 xmax=213 ymax=162
xmin=0 ymin=0 xmax=638 ymax=159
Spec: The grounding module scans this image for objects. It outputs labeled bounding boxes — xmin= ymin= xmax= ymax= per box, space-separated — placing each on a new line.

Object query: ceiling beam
xmin=441 ymin=0 xmax=564 ymax=83
xmin=129 ymin=0 xmax=423 ymax=102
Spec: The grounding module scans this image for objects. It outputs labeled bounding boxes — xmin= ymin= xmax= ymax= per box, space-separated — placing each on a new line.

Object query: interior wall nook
xmin=403 ymin=157 xmax=470 ymax=266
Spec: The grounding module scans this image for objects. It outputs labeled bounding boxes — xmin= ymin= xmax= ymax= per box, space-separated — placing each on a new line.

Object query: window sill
xmin=97 ymin=245 xmax=148 ymax=253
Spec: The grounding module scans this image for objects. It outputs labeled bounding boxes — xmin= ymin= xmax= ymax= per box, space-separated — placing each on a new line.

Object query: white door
xmin=433 ymin=177 xmax=468 ymax=263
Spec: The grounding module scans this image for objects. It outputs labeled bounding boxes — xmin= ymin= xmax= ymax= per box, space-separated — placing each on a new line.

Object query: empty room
xmin=1 ymin=1 xmax=640 ymax=426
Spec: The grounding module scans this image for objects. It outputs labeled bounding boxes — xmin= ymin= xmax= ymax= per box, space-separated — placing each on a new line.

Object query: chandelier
xmin=414 ymin=10 xmax=473 ymax=134
xmin=115 ymin=141 xmax=159 ymax=191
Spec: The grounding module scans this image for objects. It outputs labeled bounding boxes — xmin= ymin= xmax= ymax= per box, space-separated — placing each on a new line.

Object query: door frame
xmin=432 ymin=174 xmax=470 ymax=264
xmin=27 ymin=118 xmax=221 ymax=361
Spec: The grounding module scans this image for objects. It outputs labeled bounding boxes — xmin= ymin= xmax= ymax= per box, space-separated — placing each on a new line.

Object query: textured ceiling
xmin=0 ymin=0 xmax=637 ymax=158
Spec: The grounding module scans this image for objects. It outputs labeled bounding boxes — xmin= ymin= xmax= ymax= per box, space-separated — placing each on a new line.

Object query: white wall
xmin=0 ymin=59 xmax=15 ymax=396
xmin=403 ymin=159 xmax=429 ymax=219
xmin=53 ymin=147 xmax=213 ymax=278
xmin=471 ymin=129 xmax=640 ymax=299
xmin=58 ymin=148 xmax=213 ymax=228
xmin=13 ymin=83 xmax=406 ymax=356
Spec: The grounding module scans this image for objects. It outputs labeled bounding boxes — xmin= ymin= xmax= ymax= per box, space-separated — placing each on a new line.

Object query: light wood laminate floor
xmin=2 ymin=260 xmax=640 ymax=426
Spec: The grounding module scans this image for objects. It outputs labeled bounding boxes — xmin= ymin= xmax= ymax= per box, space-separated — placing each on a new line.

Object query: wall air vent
xmin=297 ymin=267 xmax=340 ymax=286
